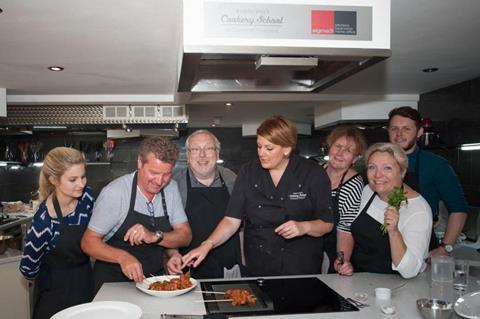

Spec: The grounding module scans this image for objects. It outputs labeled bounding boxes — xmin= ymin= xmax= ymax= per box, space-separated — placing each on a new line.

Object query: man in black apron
xmin=168 ymin=130 xmax=242 ymax=279
xmin=388 ymin=106 xmax=468 ymax=258
xmin=81 ymin=137 xmax=192 ymax=293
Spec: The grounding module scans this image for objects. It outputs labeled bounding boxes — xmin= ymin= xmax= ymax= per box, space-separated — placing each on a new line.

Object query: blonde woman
xmin=335 ymin=143 xmax=432 ymax=278
xmin=20 ymin=147 xmax=94 ymax=319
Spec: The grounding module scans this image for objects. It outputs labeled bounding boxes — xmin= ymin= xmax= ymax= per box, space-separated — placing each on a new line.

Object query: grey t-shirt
xmin=88 ymin=172 xmax=188 ymax=241
xmin=173 ymin=166 xmax=237 ymax=208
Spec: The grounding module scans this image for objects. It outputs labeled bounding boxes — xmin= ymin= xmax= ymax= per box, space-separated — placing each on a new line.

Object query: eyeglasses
xmin=188 ymin=146 xmax=217 ymax=155
xmin=146 ymin=201 xmax=156 ymax=228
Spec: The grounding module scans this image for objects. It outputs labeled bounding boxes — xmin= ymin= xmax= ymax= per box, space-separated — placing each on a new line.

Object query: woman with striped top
xmin=322 ymin=126 xmax=367 ymax=273
xmin=19 ymin=147 xmax=95 ymax=319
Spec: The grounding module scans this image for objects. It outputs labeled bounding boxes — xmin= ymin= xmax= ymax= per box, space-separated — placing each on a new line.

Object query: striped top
xmin=19 ymin=187 xmax=94 ymax=280
xmin=333 ymin=174 xmax=364 ymax=233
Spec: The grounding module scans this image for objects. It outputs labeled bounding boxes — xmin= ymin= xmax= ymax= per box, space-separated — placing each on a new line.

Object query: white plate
xmin=136 ymin=275 xmax=197 ymax=297
xmin=51 ymin=301 xmax=142 ymax=319
xmin=455 ymin=290 xmax=480 ymax=319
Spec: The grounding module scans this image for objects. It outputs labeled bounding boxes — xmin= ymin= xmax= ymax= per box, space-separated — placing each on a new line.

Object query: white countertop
xmin=93 ymin=269 xmax=480 ymax=319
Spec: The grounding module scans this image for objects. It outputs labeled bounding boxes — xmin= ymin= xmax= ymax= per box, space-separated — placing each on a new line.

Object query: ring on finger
xmin=133 ymin=230 xmax=138 ymax=234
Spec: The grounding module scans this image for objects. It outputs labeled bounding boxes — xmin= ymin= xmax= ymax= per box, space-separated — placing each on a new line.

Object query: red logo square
xmin=311 ymin=10 xmax=334 ymax=34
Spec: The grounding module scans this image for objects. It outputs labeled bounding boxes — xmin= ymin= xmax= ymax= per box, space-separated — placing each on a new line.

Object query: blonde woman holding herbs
xmin=334 ymin=143 xmax=432 ymax=279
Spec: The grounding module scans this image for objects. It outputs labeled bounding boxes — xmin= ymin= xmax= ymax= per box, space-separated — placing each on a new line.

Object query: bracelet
xmin=201 ymin=239 xmax=214 ymax=249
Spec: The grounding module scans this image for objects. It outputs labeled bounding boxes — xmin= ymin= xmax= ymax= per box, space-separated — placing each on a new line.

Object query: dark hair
xmin=388 ymin=106 xmax=422 ymax=129
xmin=326 ymin=125 xmax=367 ymax=157
xmin=257 ymin=115 xmax=297 ymax=149
xmin=139 ymin=136 xmax=179 ymax=165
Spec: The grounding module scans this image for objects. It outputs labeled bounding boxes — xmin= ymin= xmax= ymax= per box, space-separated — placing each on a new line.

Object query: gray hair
xmin=365 ymin=142 xmax=408 ymax=173
xmin=185 ymin=130 xmax=221 ymax=153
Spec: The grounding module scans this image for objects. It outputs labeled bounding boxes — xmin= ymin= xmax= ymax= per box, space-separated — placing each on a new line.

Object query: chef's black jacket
xmin=226 ymin=155 xmax=333 ymax=276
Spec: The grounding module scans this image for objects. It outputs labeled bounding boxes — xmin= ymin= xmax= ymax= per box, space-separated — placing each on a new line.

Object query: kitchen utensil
xmin=194 ymin=291 xmax=225 ymax=295
xmin=346 ymin=297 xmax=369 ymax=308
xmin=196 ymin=299 xmax=232 ymax=303
xmin=454 ymin=290 xmax=480 ymax=319
xmin=416 ymin=298 xmax=453 ymax=319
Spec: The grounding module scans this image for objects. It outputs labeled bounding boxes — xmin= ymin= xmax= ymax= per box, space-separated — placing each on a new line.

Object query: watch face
xmin=444 ymin=245 xmax=453 ymax=252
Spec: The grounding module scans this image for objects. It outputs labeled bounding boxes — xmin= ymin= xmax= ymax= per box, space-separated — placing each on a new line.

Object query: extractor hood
xmin=179 ymin=0 xmax=390 ymax=93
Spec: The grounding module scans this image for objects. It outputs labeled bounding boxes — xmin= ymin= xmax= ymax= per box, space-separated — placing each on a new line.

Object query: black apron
xmin=33 ymin=195 xmax=93 ymax=319
xmin=404 ymin=149 xmax=439 ymax=250
xmin=243 ymin=177 xmax=324 ymax=277
xmin=180 ymin=170 xmax=241 ymax=279
xmin=323 ymin=169 xmax=349 ymax=273
xmin=350 ymin=192 xmax=398 ymax=274
xmin=93 ymin=172 xmax=173 ymax=293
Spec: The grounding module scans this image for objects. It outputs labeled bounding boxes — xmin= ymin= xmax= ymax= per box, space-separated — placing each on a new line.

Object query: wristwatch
xmin=440 ymin=241 xmax=453 ymax=253
xmin=153 ymin=230 xmax=164 ymax=244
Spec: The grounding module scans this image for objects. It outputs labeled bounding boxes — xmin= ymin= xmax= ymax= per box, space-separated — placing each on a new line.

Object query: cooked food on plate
xmin=224 ymin=289 xmax=257 ymax=306
xmin=148 ymin=274 xmax=193 ymax=291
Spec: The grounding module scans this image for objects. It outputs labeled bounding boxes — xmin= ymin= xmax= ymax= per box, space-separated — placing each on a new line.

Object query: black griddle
xmin=201 ymin=276 xmax=359 ymax=317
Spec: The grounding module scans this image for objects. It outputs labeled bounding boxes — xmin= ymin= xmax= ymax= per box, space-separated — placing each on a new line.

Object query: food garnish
xmin=381 ymin=186 xmax=408 ymax=235
xmin=148 ymin=274 xmax=192 ymax=291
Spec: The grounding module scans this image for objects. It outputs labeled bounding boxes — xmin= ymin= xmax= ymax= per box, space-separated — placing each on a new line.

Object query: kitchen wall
xmin=418 ymin=76 xmax=480 ymax=207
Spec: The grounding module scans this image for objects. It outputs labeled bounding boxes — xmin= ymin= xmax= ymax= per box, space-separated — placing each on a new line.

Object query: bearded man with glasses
xmin=81 ymin=137 xmax=192 ymax=293
xmin=167 ymin=130 xmax=242 ymax=279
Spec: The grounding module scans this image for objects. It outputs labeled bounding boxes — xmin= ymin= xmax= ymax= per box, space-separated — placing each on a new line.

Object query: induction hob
xmin=201 ymin=276 xmax=359 ymax=317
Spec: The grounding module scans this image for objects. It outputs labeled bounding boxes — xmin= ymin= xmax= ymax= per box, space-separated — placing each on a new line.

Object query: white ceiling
xmin=1 ymin=0 xmax=479 ymax=128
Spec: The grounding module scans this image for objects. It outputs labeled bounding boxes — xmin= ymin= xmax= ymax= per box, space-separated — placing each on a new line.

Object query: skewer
xmin=194 ymin=299 xmax=232 ymax=303
xmin=194 ymin=290 xmax=225 ymax=295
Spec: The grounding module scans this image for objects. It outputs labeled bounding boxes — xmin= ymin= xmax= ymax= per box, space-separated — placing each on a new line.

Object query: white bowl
xmin=136 ymin=275 xmax=197 ymax=298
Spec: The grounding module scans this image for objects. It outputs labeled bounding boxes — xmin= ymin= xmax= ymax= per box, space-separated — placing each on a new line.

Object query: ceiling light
xmin=48 ymin=66 xmax=64 ymax=71
xmin=225 ymin=102 xmax=232 ymax=106
xmin=460 ymin=143 xmax=480 ymax=151
xmin=422 ymin=67 xmax=438 ymax=73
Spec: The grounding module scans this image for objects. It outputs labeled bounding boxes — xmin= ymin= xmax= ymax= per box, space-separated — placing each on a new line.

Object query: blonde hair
xmin=38 ymin=147 xmax=85 ymax=201
xmin=364 ymin=142 xmax=408 ymax=173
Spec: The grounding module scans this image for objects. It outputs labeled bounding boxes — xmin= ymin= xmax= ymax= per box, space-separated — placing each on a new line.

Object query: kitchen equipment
xmin=201 ymin=276 xmax=358 ymax=317
xmin=136 ymin=275 xmax=197 ymax=297
xmin=0 ymin=234 xmax=14 ymax=254
xmin=454 ymin=290 xmax=480 ymax=319
xmin=51 ymin=301 xmax=142 ymax=319
xmin=416 ymin=298 xmax=453 ymax=319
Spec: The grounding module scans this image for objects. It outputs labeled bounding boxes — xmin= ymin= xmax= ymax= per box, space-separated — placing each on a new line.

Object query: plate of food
xmin=136 ymin=274 xmax=197 ymax=297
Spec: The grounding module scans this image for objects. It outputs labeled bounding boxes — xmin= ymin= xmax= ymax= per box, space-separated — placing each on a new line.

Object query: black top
xmin=227 ymin=155 xmax=333 ymax=223
xmin=226 ymin=155 xmax=333 ymax=276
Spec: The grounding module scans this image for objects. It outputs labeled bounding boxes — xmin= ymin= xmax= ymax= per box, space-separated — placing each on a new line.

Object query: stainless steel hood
xmin=179 ymin=0 xmax=391 ymax=93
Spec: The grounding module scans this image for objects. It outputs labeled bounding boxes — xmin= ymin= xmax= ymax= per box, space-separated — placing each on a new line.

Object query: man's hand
xmin=118 ymin=251 xmax=144 ymax=283
xmin=124 ymin=223 xmax=156 ymax=246
xmin=427 ymin=246 xmax=449 ymax=262
xmin=166 ymin=251 xmax=183 ymax=275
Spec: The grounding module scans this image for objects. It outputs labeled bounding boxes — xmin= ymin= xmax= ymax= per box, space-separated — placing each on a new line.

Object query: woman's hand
xmin=334 ymin=259 xmax=354 ymax=276
xmin=124 ymin=223 xmax=155 ymax=246
xmin=166 ymin=251 xmax=183 ymax=275
xmin=181 ymin=241 xmax=212 ymax=269
xmin=275 ymin=220 xmax=306 ymax=239
xmin=384 ymin=206 xmax=400 ymax=234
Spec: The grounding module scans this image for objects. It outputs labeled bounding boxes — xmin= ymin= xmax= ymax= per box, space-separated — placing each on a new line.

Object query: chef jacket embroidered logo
xmin=289 ymin=192 xmax=307 ymax=200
